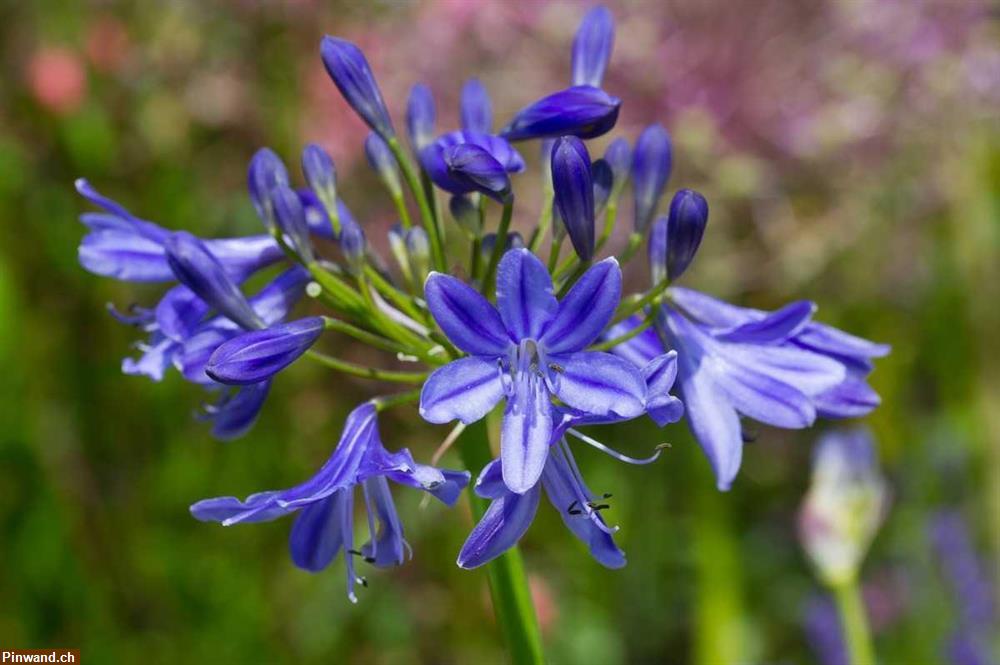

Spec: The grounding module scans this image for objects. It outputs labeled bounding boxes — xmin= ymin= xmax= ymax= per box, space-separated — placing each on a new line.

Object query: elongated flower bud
xmin=798 ymin=429 xmax=889 ymax=586
xmin=320 ymin=37 xmax=394 ymax=138
xmin=591 ymin=158 xmax=614 ymax=217
xmin=604 ymin=137 xmax=630 ymax=195
xmin=552 ymin=136 xmax=595 ymax=261
xmin=387 ymin=223 xmax=410 ymax=278
xmin=460 ymin=78 xmax=492 ymax=133
xmin=648 ymin=215 xmax=668 ymax=285
xmin=248 ymin=148 xmax=290 ymax=232
xmin=631 ymin=124 xmax=672 ymax=233
xmin=500 ymin=85 xmax=621 ymax=142
xmin=206 ymin=317 xmax=324 ymax=385
xmin=301 ymin=144 xmax=338 ymax=223
xmin=405 ymin=227 xmax=431 ymax=280
xmin=272 ymin=184 xmax=315 ymax=263
xmin=164 ymin=232 xmax=262 ymax=330
xmin=339 ymin=218 xmax=367 ymax=271
xmin=665 ymin=189 xmax=709 ymax=280
xmin=443 ymin=143 xmax=511 ymax=202
xmin=406 ymin=84 xmax=436 ymax=153
xmin=572 ymin=5 xmax=614 ymax=87
xmin=449 ymin=194 xmax=481 ymax=237
xmin=365 ymin=132 xmax=402 ymax=197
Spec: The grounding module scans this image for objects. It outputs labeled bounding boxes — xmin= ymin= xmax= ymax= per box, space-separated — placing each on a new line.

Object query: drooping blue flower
xmin=460 ymin=78 xmax=493 ymax=134
xmin=247 ymin=148 xmax=291 ymax=232
xmin=320 ymin=37 xmax=395 ymax=138
xmin=500 ymin=86 xmax=621 ymax=142
xmin=571 ymin=5 xmax=615 ymax=88
xmin=551 ymin=136 xmax=595 ymax=261
xmin=441 ymin=144 xmax=512 ymax=203
xmin=420 ymin=249 xmax=649 ymax=494
xmin=191 ymin=401 xmax=471 ymax=602
xmin=631 ymin=124 xmax=673 ymax=233
xmin=420 ymin=131 xmax=524 ymax=199
xmin=207 ymin=316 xmax=325 ymax=385
xmin=406 ymin=83 xmax=436 ymax=153
xmin=610 ymin=288 xmax=888 ymax=489
xmin=76 ymin=179 xmax=283 ymax=283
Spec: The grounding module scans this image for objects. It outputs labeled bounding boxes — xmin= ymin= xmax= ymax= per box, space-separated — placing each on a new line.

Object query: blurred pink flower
xmin=85 ymin=17 xmax=131 ymax=74
xmin=27 ymin=46 xmax=86 ymax=115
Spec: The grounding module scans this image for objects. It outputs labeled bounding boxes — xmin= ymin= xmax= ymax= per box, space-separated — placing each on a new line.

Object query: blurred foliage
xmin=0 ymin=1 xmax=997 ymax=663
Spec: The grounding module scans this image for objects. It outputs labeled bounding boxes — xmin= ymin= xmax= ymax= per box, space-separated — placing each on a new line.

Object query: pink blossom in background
xmin=27 ymin=47 xmax=87 ymax=115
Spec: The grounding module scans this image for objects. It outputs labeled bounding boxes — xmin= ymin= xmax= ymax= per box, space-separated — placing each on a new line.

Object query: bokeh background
xmin=1 ymin=0 xmax=997 ymax=663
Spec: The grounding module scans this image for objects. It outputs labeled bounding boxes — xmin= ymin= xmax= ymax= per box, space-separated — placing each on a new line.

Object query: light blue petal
xmin=425 ymin=272 xmax=512 ymax=355
xmin=420 ymin=357 xmax=505 ymax=424
xmin=541 ymin=257 xmax=621 ymax=354
xmin=457 ymin=485 xmax=541 ymax=569
xmin=496 ymin=249 xmax=557 ymax=341
xmin=500 ymin=372 xmax=553 ymax=494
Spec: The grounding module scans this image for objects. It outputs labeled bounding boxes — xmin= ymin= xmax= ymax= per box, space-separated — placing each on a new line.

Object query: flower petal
xmin=208 ymin=380 xmax=272 ymax=441
xmin=206 ymin=317 xmax=324 ymax=385
xmin=419 ymin=357 xmax=505 ymax=424
xmin=667 ymin=286 xmax=749 ymax=327
xmin=360 ymin=476 xmax=407 ymax=568
xmin=547 ymin=351 xmax=645 ymax=419
xmin=541 ymin=258 xmax=621 ymax=353
xmin=156 ymin=285 xmax=209 ymax=342
xmin=500 ymin=373 xmax=553 ymax=494
xmin=78 ymin=230 xmax=173 ymax=282
xmin=496 ymin=248 xmax=558 ymax=342
xmin=813 ymin=378 xmax=881 ymax=419
xmin=474 ymin=458 xmax=506 ymax=499
xmin=713 ymin=300 xmax=815 ymax=344
xmin=289 ymin=491 xmax=350 ymax=572
xmin=424 ymin=272 xmax=511 ymax=355
xmin=457 ymin=485 xmax=541 ymax=569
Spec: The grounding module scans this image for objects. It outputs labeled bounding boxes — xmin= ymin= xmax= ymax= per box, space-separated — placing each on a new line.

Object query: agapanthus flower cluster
xmin=76 ymin=5 xmax=887 ymax=601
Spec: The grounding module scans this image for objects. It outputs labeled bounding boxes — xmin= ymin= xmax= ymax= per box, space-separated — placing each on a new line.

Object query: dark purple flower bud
xmin=340 ymin=218 xmax=367 ymax=270
xmin=320 ymin=37 xmax=394 ymax=138
xmin=364 ymin=132 xmax=402 ymax=196
xmin=665 ymin=189 xmax=709 ymax=280
xmin=247 ymin=148 xmax=290 ymax=232
xmin=572 ymin=5 xmax=615 ymax=87
xmin=631 ymin=124 xmax=673 ymax=233
xmin=443 ymin=144 xmax=511 ymax=203
xmin=406 ymin=84 xmax=436 ymax=153
xmin=271 ymin=184 xmax=315 ymax=263
xmin=206 ymin=317 xmax=324 ymax=385
xmin=301 ymin=143 xmax=337 ymax=215
xmin=449 ymin=194 xmax=481 ymax=237
xmin=592 ymin=158 xmax=614 ymax=216
xmin=648 ymin=215 xmax=668 ymax=285
xmin=551 ymin=136 xmax=595 ymax=261
xmin=604 ymin=137 xmax=630 ymax=194
xmin=460 ymin=78 xmax=492 ymax=133
xmin=500 ymin=85 xmax=620 ymax=142
xmin=164 ymin=232 xmax=262 ymax=330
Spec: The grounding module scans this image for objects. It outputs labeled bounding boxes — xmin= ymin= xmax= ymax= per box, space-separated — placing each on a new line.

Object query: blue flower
xmin=191 ymin=401 xmax=471 ymax=602
xmin=247 ymin=148 xmax=291 ymax=232
xmin=320 ymin=37 xmax=394 ymax=138
xmin=611 ymin=288 xmax=888 ymax=490
xmin=500 ymin=85 xmax=621 ymax=142
xmin=631 ymin=124 xmax=673 ymax=233
xmin=460 ymin=78 xmax=492 ymax=134
xmin=206 ymin=316 xmax=325 ymax=385
xmin=551 ymin=136 xmax=596 ymax=261
xmin=420 ymin=130 xmax=524 ymax=198
xmin=647 ymin=189 xmax=709 ymax=283
xmin=420 ymin=248 xmax=649 ymax=494
xmin=571 ymin=5 xmax=615 ymax=88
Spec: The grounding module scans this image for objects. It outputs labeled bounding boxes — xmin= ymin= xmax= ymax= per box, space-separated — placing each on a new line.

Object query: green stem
xmin=547 ymin=236 xmax=563 ymax=273
xmin=305 ymin=350 xmax=427 ymax=383
xmin=613 ymin=278 xmax=671 ymax=324
xmin=322 ymin=317 xmax=408 ymax=355
xmin=387 ymin=137 xmax=446 ymax=272
xmin=832 ymin=579 xmax=876 ymax=665
xmin=373 ymin=388 xmax=421 ymax=411
xmin=391 ymin=191 xmax=413 ymax=229
xmin=589 ymin=313 xmax=653 ymax=351
xmin=458 ymin=419 xmax=545 ymax=665
xmin=363 ymin=263 xmax=429 ymax=325
xmin=482 ymin=197 xmax=514 ymax=296
xmin=594 ymin=202 xmax=618 ymax=254
xmin=617 ymin=231 xmax=644 ymax=265
xmin=528 ymin=193 xmax=553 ymax=253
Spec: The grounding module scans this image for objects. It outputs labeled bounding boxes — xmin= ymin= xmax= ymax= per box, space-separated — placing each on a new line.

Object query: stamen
xmin=548 ymin=363 xmax=565 ymax=373
xmin=567 ymin=428 xmax=667 ymax=465
xmin=567 ymin=500 xmax=582 ymax=516
xmin=357 ymin=576 xmax=369 ymax=588
xmin=361 ymin=482 xmax=379 ymax=564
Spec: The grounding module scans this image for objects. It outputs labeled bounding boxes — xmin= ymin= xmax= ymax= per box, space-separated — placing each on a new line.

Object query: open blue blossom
xmin=191 ymin=402 xmax=471 ymax=602
xmin=420 ymin=248 xmax=649 ymax=494
xmin=458 ymin=350 xmax=682 ymax=569
xmin=611 ymin=288 xmax=888 ymax=489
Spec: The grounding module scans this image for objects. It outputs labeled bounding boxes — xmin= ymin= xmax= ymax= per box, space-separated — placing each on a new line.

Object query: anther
xmin=567 ymin=500 xmax=582 ymax=516
xmin=548 ymin=363 xmax=565 ymax=373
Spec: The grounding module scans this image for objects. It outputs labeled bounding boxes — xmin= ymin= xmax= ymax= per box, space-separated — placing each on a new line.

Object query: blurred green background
xmin=0 ymin=1 xmax=997 ymax=663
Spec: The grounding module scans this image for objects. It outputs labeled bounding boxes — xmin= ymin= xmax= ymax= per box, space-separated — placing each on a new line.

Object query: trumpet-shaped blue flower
xmin=500 ymin=85 xmax=621 ymax=142
xmin=421 ymin=249 xmax=649 ymax=494
xmin=611 ymin=287 xmax=888 ymax=490
xmin=191 ymin=402 xmax=471 ymax=602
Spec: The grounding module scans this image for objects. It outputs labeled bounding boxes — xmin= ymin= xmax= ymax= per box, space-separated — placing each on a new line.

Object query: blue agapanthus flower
xmin=191 ymin=402 xmax=470 ymax=602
